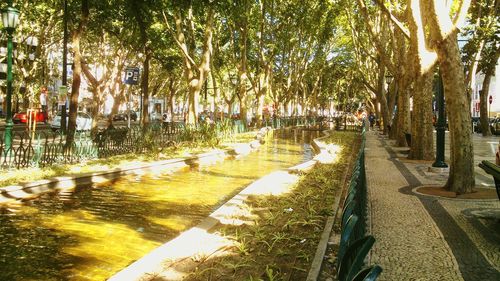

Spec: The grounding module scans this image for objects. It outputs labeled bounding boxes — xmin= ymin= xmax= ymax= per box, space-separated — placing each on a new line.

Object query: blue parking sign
xmin=124 ymin=67 xmax=140 ymax=85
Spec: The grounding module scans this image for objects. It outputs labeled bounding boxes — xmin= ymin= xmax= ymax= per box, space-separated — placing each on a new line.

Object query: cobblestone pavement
xmin=365 ymin=131 xmax=500 ymax=281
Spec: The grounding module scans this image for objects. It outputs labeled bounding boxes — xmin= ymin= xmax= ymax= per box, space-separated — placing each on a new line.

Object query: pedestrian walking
xmin=368 ymin=112 xmax=376 ymax=130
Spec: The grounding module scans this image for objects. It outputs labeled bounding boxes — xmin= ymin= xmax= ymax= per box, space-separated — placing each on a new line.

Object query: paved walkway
xmin=365 ymin=131 xmax=500 ymax=281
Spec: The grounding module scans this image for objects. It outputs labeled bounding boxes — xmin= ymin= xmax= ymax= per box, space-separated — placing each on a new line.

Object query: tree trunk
xmin=256 ymin=88 xmax=266 ymax=127
xmin=90 ymin=93 xmax=100 ymax=132
xmin=406 ymin=0 xmax=437 ymax=159
xmin=65 ymin=0 xmax=89 ymax=146
xmin=480 ymin=74 xmax=492 ymax=136
xmin=376 ymin=64 xmax=390 ymax=134
xmin=238 ymin=15 xmax=249 ymax=127
xmin=81 ymin=65 xmax=105 ymax=132
xmin=409 ymin=70 xmax=434 ymax=160
xmin=109 ymin=90 xmax=123 ymax=123
xmin=440 ymin=40 xmax=475 ymax=193
xmin=168 ymin=79 xmax=176 ymax=122
xmin=187 ymin=78 xmax=202 ymax=124
xmin=387 ymin=81 xmax=398 ymax=139
xmin=396 ymin=78 xmax=411 ymax=147
xmin=423 ymin=0 xmax=475 ymax=193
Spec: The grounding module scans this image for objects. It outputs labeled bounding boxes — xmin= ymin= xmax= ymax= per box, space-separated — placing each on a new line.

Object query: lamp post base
xmin=428 ymin=166 xmax=449 ymax=173
xmin=432 ymin=159 xmax=448 ymax=167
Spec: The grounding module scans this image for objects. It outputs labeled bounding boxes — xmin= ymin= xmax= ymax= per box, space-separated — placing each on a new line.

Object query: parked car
xmin=490 ymin=117 xmax=500 ymax=135
xmin=112 ymin=110 xmax=137 ymax=121
xmin=51 ymin=111 xmax=92 ymax=131
xmin=471 ymin=117 xmax=484 ymax=133
xmin=13 ymin=108 xmax=47 ymax=124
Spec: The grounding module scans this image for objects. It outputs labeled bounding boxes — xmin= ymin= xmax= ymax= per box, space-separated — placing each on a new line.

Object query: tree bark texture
xmin=396 ymin=79 xmax=411 ymax=147
xmin=440 ymin=38 xmax=475 ymax=193
xmin=406 ymin=0 xmax=437 ymax=158
xmin=409 ymin=70 xmax=434 ymax=160
xmin=376 ymin=64 xmax=390 ymax=134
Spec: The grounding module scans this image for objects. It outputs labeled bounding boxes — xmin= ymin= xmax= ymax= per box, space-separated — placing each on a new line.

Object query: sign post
xmin=124 ymin=67 xmax=140 ymax=128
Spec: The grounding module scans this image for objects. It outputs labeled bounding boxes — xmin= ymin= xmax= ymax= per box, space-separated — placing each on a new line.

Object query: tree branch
xmin=162 ymin=11 xmax=197 ymax=68
xmin=198 ymin=8 xmax=214 ymax=79
xmin=356 ymin=0 xmax=396 ymax=74
xmin=452 ymin=0 xmax=472 ymax=30
xmin=373 ymin=0 xmax=411 ymax=39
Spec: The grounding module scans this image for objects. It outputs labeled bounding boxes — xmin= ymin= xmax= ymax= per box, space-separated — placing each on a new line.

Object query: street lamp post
xmin=61 ymin=0 xmax=68 ymax=134
xmin=2 ymin=2 xmax=20 ymax=152
xmin=432 ymin=71 xmax=448 ymax=168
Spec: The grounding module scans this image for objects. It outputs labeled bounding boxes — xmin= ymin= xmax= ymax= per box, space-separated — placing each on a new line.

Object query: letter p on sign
xmin=124 ymin=67 xmax=140 ymax=85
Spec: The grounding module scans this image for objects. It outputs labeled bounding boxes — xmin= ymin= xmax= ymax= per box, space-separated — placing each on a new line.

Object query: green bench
xmin=478 ymin=160 xmax=500 ymax=200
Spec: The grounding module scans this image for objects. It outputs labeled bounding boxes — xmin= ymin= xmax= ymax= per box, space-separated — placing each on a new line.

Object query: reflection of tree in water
xmin=58 ymin=185 xmax=207 ymax=242
xmin=0 ymin=208 xmax=79 ymax=281
xmin=0 ymin=185 xmax=209 ymax=281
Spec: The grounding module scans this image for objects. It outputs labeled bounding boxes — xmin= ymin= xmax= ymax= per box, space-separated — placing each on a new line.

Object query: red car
xmin=13 ymin=109 xmax=47 ymax=124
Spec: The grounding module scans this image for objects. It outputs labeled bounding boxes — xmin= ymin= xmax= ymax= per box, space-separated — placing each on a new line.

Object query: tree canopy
xmin=1 ymin=0 xmax=496 ymax=193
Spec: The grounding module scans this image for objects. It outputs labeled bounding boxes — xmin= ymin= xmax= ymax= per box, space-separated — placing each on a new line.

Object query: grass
xmin=182 ymin=131 xmax=361 ymax=281
xmin=0 ymin=130 xmax=261 ymax=187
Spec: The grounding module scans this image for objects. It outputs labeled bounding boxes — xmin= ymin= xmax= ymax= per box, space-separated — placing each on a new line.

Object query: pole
xmin=127 ymin=85 xmax=131 ymax=128
xmin=4 ymin=30 xmax=14 ymax=151
xmin=61 ymin=0 xmax=68 ymax=134
xmin=433 ymin=70 xmax=448 ymax=168
xmin=139 ymin=91 xmax=143 ymax=124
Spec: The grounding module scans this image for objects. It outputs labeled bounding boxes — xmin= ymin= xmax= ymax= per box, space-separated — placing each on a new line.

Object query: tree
xmin=356 ymin=0 xmax=395 ymax=135
xmin=406 ymin=0 xmax=436 ymax=160
xmin=422 ymin=0 xmax=475 ymax=193
xmin=478 ymin=45 xmax=500 ymax=135
xmin=462 ymin=0 xmax=499 ymax=136
xmin=65 ymin=0 xmax=89 ymax=146
xmin=162 ymin=2 xmax=214 ymax=125
xmin=82 ymin=37 xmax=131 ymax=130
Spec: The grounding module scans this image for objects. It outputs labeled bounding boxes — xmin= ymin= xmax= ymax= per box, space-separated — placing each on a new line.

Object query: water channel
xmin=0 ymin=129 xmax=320 ymax=281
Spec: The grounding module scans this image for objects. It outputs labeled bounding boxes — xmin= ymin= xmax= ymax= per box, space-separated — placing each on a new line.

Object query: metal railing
xmin=0 ymin=122 xmax=183 ymax=169
xmin=336 ymin=123 xmax=382 ymax=281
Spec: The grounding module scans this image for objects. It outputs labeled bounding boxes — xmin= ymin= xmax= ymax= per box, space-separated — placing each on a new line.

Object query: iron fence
xmin=0 ymin=115 xmax=359 ymax=170
xmin=0 ymin=122 xmax=183 ymax=169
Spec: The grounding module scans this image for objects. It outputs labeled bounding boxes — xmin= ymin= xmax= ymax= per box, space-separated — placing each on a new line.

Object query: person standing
xmin=40 ymin=87 xmax=48 ymax=121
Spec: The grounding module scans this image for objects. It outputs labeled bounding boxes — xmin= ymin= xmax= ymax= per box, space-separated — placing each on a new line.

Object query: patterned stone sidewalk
xmin=365 ymin=131 xmax=500 ymax=281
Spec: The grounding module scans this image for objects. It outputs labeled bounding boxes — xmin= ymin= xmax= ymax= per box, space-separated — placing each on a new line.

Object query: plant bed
xmin=176 ymin=131 xmax=361 ymax=281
